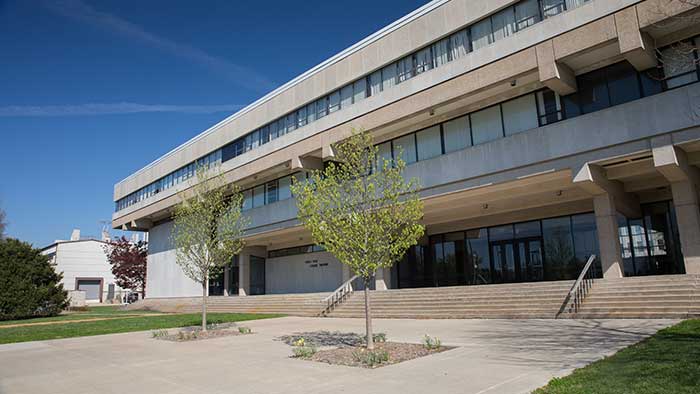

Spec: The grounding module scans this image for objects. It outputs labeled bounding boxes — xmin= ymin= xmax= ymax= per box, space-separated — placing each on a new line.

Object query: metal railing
xmin=319 ymin=274 xmax=359 ymax=317
xmin=557 ymin=254 xmax=597 ymax=318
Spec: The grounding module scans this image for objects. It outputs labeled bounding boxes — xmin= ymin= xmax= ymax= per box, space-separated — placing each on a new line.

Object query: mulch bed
xmin=153 ymin=323 xmax=252 ymax=342
xmin=278 ymin=331 xmax=453 ymax=368
xmin=309 ymin=341 xmax=451 ymax=368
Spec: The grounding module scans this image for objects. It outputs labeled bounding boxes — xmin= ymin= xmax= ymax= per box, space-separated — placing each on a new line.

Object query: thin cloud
xmin=42 ymin=0 xmax=277 ymax=93
xmin=0 ymin=102 xmax=244 ymax=117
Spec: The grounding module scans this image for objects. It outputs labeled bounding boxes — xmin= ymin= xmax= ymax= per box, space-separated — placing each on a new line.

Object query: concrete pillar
xmin=223 ymin=266 xmax=230 ymax=296
xmin=341 ymin=264 xmax=352 ymax=282
xmin=653 ymin=145 xmax=700 ymax=274
xmin=670 ymin=181 xmax=700 ymax=274
xmin=574 ymin=163 xmax=641 ymax=279
xmin=375 ymin=267 xmax=390 ymax=290
xmin=593 ymin=193 xmax=625 ymax=279
xmin=238 ymin=255 xmax=250 ymax=296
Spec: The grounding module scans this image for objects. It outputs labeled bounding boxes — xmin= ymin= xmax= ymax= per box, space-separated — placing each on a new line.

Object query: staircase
xmin=569 ymin=274 xmax=699 ymax=319
xmin=327 ymin=281 xmax=575 ymax=319
xmin=127 ymin=292 xmax=331 ymax=316
xmin=128 ymin=275 xmax=699 ymax=319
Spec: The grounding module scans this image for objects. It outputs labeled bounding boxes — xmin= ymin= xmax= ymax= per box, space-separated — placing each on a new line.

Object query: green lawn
xmin=0 ymin=311 xmax=281 ymax=344
xmin=534 ymin=319 xmax=700 ymax=394
xmin=0 ymin=305 xmax=159 ymax=326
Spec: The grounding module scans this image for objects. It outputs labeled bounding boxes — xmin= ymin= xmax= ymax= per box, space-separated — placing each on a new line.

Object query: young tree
xmin=171 ymin=165 xmax=248 ymax=330
xmin=103 ymin=236 xmax=148 ymax=299
xmin=291 ymin=130 xmax=424 ymax=349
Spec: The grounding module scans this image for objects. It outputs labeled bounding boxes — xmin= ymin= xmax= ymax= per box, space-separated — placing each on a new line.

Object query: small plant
xmin=423 ymin=334 xmax=441 ymax=350
xmin=353 ymin=348 xmax=390 ymax=367
xmin=238 ymin=326 xmax=252 ymax=334
xmin=151 ymin=329 xmax=169 ymax=338
xmin=292 ymin=346 xmax=317 ymax=358
xmin=363 ymin=332 xmax=387 ymax=343
xmin=291 ymin=337 xmax=316 ymax=358
xmin=177 ymin=330 xmax=199 ymax=341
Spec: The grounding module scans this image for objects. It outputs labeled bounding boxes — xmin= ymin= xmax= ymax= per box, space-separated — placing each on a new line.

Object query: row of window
xmin=376 ymin=88 xmax=564 ymax=167
xmin=217 ymin=0 xmax=592 ymax=165
xmin=115 ymin=0 xmax=593 ymax=212
xmin=241 ymin=173 xmax=298 ymax=211
xmin=115 ymin=150 xmax=222 ymax=212
xmin=396 ymin=212 xmax=600 ymax=288
xmin=375 ymin=51 xmax=698 ymax=170
xmin=268 ymin=244 xmax=326 ymax=259
xmin=561 ymin=38 xmax=700 ymax=118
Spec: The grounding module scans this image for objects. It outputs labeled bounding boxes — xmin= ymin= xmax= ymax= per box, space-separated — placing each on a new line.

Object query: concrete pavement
xmin=0 ymin=317 xmax=676 ymax=394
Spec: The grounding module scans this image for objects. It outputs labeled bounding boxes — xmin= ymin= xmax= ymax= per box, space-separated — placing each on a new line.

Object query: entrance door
xmin=491 ymin=238 xmax=543 ymax=283
xmin=249 ymin=256 xmax=266 ymax=295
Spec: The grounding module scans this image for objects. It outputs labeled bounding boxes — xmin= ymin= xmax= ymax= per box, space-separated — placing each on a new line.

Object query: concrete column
xmin=238 ymin=255 xmax=250 ymax=296
xmin=341 ymin=264 xmax=351 ymax=282
xmin=223 ymin=266 xmax=230 ymax=296
xmin=670 ymin=181 xmax=700 ymax=274
xmin=574 ymin=163 xmax=641 ymax=279
xmin=593 ymin=193 xmax=624 ymax=279
xmin=653 ymin=145 xmax=700 ymax=274
xmin=375 ymin=267 xmax=390 ymax=290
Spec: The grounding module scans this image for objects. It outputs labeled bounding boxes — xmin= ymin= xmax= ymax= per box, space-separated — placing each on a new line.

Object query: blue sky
xmin=0 ymin=0 xmax=428 ymax=247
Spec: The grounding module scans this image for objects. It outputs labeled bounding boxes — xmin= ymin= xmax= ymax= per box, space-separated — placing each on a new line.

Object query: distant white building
xmin=41 ymin=229 xmax=128 ymax=304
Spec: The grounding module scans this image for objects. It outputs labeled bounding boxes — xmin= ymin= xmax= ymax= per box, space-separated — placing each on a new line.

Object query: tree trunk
xmin=364 ymin=278 xmax=374 ymax=350
xmin=202 ymin=281 xmax=208 ymax=331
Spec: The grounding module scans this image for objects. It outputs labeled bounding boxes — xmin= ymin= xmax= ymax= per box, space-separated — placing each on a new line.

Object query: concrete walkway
xmin=0 ymin=317 xmax=676 ymax=394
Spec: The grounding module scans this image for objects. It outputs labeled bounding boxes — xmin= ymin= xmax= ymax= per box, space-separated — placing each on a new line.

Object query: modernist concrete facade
xmin=113 ymin=0 xmax=700 ymax=299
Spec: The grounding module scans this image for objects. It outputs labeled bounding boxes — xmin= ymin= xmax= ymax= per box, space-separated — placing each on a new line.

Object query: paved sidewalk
xmin=0 ymin=317 xmax=676 ymax=394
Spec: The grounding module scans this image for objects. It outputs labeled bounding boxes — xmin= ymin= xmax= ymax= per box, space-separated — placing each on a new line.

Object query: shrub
xmin=238 ymin=326 xmax=252 ymax=334
xmin=0 ymin=238 xmax=68 ymax=321
xmin=291 ymin=337 xmax=316 ymax=358
xmin=151 ymin=329 xmax=169 ymax=338
xmin=292 ymin=346 xmax=317 ymax=358
xmin=353 ymin=348 xmax=390 ymax=367
xmin=422 ymin=334 xmax=441 ymax=350
xmin=363 ymin=332 xmax=387 ymax=343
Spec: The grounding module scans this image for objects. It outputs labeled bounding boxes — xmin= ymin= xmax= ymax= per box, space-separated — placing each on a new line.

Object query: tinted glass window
xmin=502 ymin=94 xmax=538 ymax=136
xmin=471 ymin=105 xmax=503 ymax=145
xmin=393 ymin=134 xmax=417 ymax=165
xmin=640 ymin=68 xmax=664 ymax=96
xmin=443 ymin=115 xmax=471 ymax=153
xmin=416 ymin=125 xmax=442 ymax=161
xmin=578 ymin=68 xmax=610 ymax=114
xmin=607 ymin=62 xmax=641 ymax=106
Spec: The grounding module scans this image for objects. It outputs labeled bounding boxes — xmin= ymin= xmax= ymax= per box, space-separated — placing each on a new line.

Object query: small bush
xmin=177 ymin=330 xmax=199 ymax=341
xmin=353 ymin=348 xmax=390 ymax=367
xmin=291 ymin=337 xmax=316 ymax=358
xmin=292 ymin=346 xmax=317 ymax=358
xmin=238 ymin=326 xmax=252 ymax=334
xmin=151 ymin=329 xmax=169 ymax=338
xmin=423 ymin=334 xmax=441 ymax=350
xmin=363 ymin=332 xmax=387 ymax=343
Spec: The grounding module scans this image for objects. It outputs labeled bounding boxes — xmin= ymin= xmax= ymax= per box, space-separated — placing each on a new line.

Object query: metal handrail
xmin=319 ymin=274 xmax=359 ymax=316
xmin=557 ymin=254 xmax=597 ymax=317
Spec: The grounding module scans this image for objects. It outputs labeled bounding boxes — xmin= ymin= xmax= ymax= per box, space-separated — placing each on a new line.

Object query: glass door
xmin=249 ymin=256 xmax=266 ymax=295
xmin=491 ymin=237 xmax=544 ymax=283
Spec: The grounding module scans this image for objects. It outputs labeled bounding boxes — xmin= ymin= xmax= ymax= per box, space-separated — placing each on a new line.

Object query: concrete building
xmin=113 ymin=0 xmax=700 ymax=302
xmin=42 ymin=229 xmax=126 ymax=303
